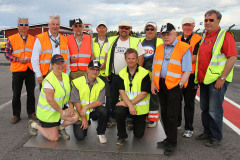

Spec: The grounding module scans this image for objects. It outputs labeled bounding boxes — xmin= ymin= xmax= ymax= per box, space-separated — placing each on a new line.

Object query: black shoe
xmin=157 ymin=140 xmax=168 ymax=148
xmin=195 ymin=133 xmax=210 ymax=140
xmin=116 ymin=138 xmax=125 ymax=146
xmin=205 ymin=139 xmax=221 ymax=147
xmin=164 ymin=144 xmax=176 ymax=156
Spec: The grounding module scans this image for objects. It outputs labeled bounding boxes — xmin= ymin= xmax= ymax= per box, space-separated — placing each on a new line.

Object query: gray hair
xmin=49 ymin=14 xmax=60 ymax=23
xmin=205 ymin=9 xmax=222 ymax=20
xmin=17 ymin=17 xmax=28 ymax=24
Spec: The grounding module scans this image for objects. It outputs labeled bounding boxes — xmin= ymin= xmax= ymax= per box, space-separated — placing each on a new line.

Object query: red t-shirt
xmin=197 ymin=27 xmax=237 ymax=82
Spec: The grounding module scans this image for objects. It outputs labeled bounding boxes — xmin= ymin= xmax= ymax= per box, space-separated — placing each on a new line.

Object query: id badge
xmin=129 ymin=93 xmax=133 ymax=100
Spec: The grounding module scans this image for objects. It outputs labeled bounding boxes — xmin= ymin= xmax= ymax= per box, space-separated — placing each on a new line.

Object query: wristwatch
xmin=179 ymin=83 xmax=184 ymax=89
xmin=220 ymin=76 xmax=225 ymax=81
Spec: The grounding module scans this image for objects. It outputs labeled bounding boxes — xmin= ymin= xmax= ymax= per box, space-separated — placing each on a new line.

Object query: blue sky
xmin=0 ymin=0 xmax=239 ymax=32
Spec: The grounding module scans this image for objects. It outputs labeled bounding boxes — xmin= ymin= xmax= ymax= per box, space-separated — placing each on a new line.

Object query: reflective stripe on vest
xmin=8 ymin=33 xmax=34 ymax=72
xmin=72 ymin=76 xmax=105 ymax=121
xmin=194 ymin=29 xmax=234 ymax=84
xmin=37 ymin=32 xmax=68 ymax=75
xmin=119 ymin=66 xmax=150 ymax=115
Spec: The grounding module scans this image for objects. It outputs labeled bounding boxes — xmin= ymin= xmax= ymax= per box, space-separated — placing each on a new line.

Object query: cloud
xmin=0 ymin=0 xmax=239 ymax=32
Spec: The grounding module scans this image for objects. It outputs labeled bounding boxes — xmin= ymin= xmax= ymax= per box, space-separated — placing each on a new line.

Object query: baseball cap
xmin=119 ymin=21 xmax=132 ymax=29
xmin=145 ymin=22 xmax=157 ymax=29
xmin=51 ymin=54 xmax=65 ymax=64
xmin=160 ymin=23 xmax=175 ymax=33
xmin=70 ymin=18 xmax=83 ymax=27
xmin=97 ymin=21 xmax=107 ymax=28
xmin=182 ymin=17 xmax=195 ymax=25
xmin=88 ymin=60 xmax=101 ymax=68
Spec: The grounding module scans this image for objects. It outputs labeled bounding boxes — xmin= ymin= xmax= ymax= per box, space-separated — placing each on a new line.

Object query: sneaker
xmin=177 ymin=126 xmax=181 ymax=130
xmin=126 ymin=121 xmax=133 ymax=130
xmin=205 ymin=139 xmax=221 ymax=147
xmin=107 ymin=120 xmax=117 ymax=128
xmin=148 ymin=121 xmax=158 ymax=128
xmin=59 ymin=128 xmax=70 ymax=140
xmin=97 ymin=135 xmax=107 ymax=144
xmin=183 ymin=130 xmax=193 ymax=138
xmin=28 ymin=120 xmax=38 ymax=136
xmin=195 ymin=133 xmax=210 ymax=140
xmin=116 ymin=138 xmax=125 ymax=146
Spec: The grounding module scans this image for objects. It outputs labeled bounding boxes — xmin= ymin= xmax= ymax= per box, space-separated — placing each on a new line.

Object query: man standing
xmin=176 ymin=17 xmax=202 ymax=137
xmin=140 ymin=22 xmax=163 ymax=128
xmin=4 ymin=17 xmax=37 ymax=124
xmin=115 ymin=48 xmax=150 ymax=146
xmin=70 ymin=60 xmax=108 ymax=144
xmin=152 ymin=23 xmax=192 ymax=156
xmin=195 ymin=10 xmax=237 ymax=147
xmin=103 ymin=21 xmax=144 ymax=126
xmin=31 ymin=15 xmax=70 ymax=88
xmin=92 ymin=21 xmax=111 ymax=118
xmin=67 ymin=18 xmax=94 ymax=81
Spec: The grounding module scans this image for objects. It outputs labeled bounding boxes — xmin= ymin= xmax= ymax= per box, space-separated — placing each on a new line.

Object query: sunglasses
xmin=119 ymin=26 xmax=130 ymax=30
xmin=19 ymin=23 xmax=29 ymax=26
xmin=204 ymin=19 xmax=215 ymax=23
xmin=146 ymin=28 xmax=155 ymax=31
xmin=74 ymin=24 xmax=83 ymax=28
xmin=90 ymin=68 xmax=100 ymax=72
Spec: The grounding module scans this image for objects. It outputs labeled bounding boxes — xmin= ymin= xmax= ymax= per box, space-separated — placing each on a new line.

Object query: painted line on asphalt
xmin=195 ymin=95 xmax=240 ymax=136
xmin=0 ymin=86 xmax=39 ymax=111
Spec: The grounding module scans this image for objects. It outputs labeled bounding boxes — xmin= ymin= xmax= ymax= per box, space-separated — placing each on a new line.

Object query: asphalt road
xmin=0 ymin=64 xmax=240 ymax=160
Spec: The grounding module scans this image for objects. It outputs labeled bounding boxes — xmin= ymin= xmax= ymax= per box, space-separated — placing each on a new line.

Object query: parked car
xmin=0 ymin=38 xmax=7 ymax=53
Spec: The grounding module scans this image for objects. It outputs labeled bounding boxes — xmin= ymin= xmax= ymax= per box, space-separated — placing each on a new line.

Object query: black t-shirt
xmin=118 ymin=66 xmax=151 ymax=93
xmin=142 ymin=37 xmax=157 ymax=71
xmin=180 ymin=34 xmax=201 ymax=55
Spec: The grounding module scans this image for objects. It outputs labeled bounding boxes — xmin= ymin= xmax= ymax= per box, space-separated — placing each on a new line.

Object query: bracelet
xmin=62 ymin=110 xmax=65 ymax=116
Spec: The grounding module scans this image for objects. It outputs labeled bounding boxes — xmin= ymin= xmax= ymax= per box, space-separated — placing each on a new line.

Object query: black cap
xmin=51 ymin=54 xmax=65 ymax=64
xmin=88 ymin=60 xmax=101 ymax=68
xmin=70 ymin=18 xmax=83 ymax=27
xmin=160 ymin=23 xmax=175 ymax=33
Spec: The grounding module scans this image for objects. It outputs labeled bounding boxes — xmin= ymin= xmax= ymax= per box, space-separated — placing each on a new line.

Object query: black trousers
xmin=178 ymin=74 xmax=198 ymax=131
xmin=73 ymin=106 xmax=109 ymax=140
xmin=12 ymin=68 xmax=35 ymax=117
xmin=114 ymin=106 xmax=147 ymax=139
xmin=108 ymin=74 xmax=120 ymax=119
xmin=158 ymin=78 xmax=183 ymax=145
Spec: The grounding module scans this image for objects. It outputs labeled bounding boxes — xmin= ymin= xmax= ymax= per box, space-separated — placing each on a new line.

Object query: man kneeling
xmin=70 ymin=60 xmax=109 ymax=144
xmin=115 ymin=48 xmax=151 ymax=146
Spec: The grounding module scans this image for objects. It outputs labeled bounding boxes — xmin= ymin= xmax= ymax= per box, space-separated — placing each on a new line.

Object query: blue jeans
xmin=200 ymin=81 xmax=229 ymax=141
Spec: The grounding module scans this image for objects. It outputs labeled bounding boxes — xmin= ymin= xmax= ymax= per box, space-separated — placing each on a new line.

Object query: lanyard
xmin=164 ymin=47 xmax=174 ymax=60
xmin=48 ymin=32 xmax=60 ymax=48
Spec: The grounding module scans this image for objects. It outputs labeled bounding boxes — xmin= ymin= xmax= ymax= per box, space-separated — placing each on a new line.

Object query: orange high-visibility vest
xmin=67 ymin=34 xmax=92 ymax=71
xmin=37 ymin=32 xmax=68 ymax=76
xmin=177 ymin=34 xmax=202 ymax=74
xmin=8 ymin=33 xmax=34 ymax=72
xmin=153 ymin=41 xmax=190 ymax=89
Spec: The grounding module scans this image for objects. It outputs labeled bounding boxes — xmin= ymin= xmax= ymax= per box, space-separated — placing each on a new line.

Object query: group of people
xmin=4 ymin=9 xmax=237 ymax=156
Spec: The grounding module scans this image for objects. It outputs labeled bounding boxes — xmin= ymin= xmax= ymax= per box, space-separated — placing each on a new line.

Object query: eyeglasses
xmin=146 ymin=28 xmax=155 ymax=31
xmin=19 ymin=23 xmax=28 ymax=26
xmin=119 ymin=26 xmax=130 ymax=30
xmin=74 ymin=24 xmax=83 ymax=28
xmin=90 ymin=68 xmax=100 ymax=72
xmin=204 ymin=19 xmax=215 ymax=23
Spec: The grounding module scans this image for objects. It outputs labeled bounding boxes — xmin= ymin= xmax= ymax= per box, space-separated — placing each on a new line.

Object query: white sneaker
xmin=148 ymin=121 xmax=158 ymax=128
xmin=183 ymin=130 xmax=193 ymax=138
xmin=97 ymin=135 xmax=107 ymax=144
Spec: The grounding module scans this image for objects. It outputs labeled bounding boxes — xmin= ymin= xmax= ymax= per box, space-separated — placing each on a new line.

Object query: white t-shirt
xmin=44 ymin=80 xmax=64 ymax=89
xmin=98 ymin=39 xmax=105 ymax=49
xmin=103 ymin=38 xmax=144 ymax=75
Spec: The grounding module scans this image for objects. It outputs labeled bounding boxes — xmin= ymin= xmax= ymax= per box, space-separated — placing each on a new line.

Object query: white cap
xmin=182 ymin=17 xmax=195 ymax=25
xmin=118 ymin=21 xmax=132 ymax=29
xmin=145 ymin=22 xmax=157 ymax=29
xmin=97 ymin=21 xmax=107 ymax=28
